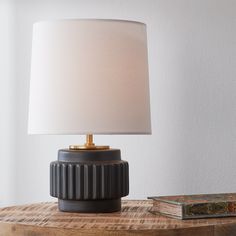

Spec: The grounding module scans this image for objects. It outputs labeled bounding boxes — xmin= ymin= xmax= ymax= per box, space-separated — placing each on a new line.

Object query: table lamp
xmin=28 ymin=19 xmax=151 ymax=213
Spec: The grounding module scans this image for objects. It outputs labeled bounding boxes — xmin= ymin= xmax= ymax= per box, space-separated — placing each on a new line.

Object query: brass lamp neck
xmin=69 ymin=134 xmax=110 ymax=150
xmin=86 ymin=134 xmax=95 ymax=147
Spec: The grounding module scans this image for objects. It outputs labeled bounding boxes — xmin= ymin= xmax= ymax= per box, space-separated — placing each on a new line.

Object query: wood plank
xmin=0 ymin=200 xmax=235 ymax=235
xmin=0 ymin=223 xmax=215 ymax=236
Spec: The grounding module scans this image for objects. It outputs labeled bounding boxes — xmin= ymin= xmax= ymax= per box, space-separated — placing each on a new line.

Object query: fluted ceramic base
xmin=50 ymin=149 xmax=129 ymax=213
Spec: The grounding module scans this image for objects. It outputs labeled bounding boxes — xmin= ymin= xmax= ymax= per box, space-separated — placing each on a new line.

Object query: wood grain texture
xmin=0 ymin=200 xmax=236 ymax=235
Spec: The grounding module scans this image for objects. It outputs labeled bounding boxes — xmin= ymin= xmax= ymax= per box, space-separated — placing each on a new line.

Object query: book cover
xmin=148 ymin=193 xmax=236 ymax=219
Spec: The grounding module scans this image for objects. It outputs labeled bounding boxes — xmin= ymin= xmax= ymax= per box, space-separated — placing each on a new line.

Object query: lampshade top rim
xmin=33 ymin=18 xmax=146 ymax=26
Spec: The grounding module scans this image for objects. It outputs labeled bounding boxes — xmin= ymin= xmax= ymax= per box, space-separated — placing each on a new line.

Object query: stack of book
xmin=148 ymin=193 xmax=236 ymax=219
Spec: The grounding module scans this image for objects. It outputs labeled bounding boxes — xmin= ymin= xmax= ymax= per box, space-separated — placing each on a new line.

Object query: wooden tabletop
xmin=0 ymin=200 xmax=236 ymax=235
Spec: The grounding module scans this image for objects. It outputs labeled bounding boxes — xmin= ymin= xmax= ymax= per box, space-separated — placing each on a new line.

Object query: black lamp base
xmin=50 ymin=149 xmax=129 ymax=213
xmin=59 ymin=199 xmax=121 ymax=213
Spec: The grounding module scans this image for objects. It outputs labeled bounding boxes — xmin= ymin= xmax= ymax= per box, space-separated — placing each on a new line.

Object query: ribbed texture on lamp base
xmin=50 ymin=161 xmax=129 ymax=200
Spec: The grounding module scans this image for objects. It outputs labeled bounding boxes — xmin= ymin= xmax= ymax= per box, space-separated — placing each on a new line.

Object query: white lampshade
xmin=28 ymin=19 xmax=151 ymax=134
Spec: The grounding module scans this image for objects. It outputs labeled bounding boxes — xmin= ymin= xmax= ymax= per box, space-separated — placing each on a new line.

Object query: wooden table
xmin=0 ymin=200 xmax=236 ymax=235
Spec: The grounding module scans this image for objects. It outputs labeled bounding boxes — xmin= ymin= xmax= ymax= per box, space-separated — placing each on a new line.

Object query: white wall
xmin=0 ymin=0 xmax=16 ymax=206
xmin=1 ymin=0 xmax=236 ymax=206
